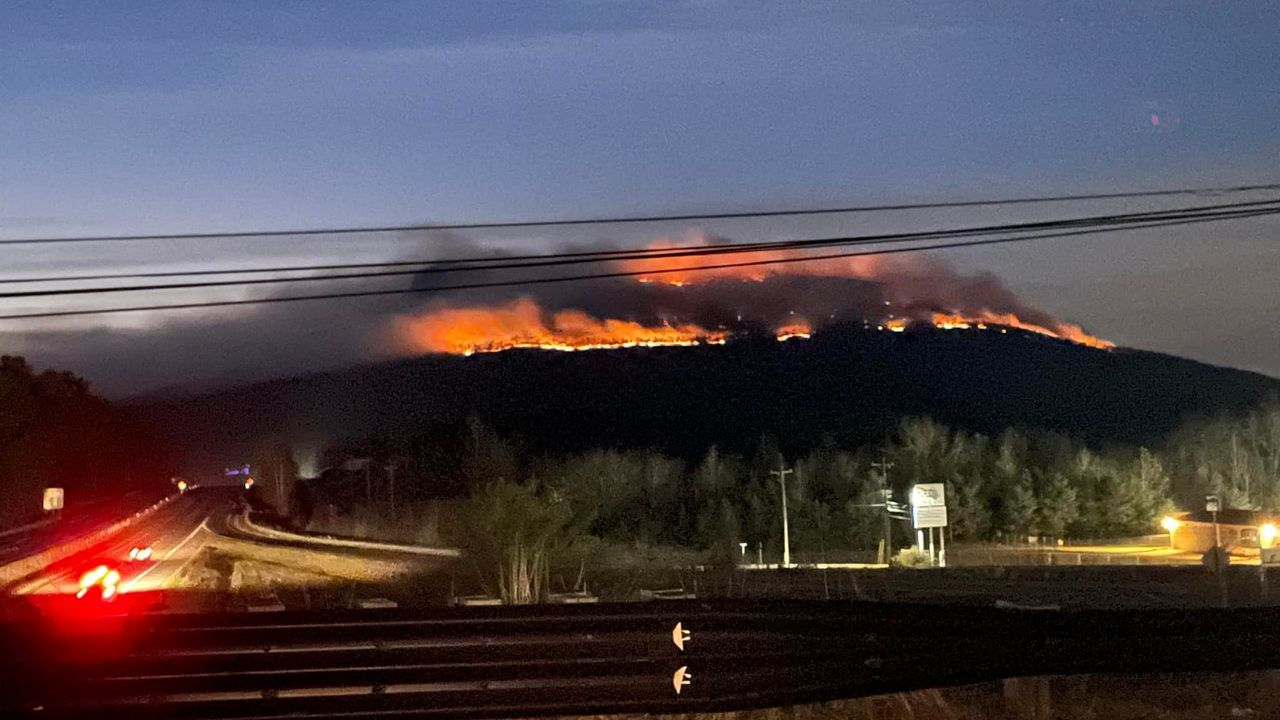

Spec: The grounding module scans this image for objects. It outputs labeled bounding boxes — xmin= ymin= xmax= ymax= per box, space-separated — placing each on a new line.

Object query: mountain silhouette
xmin=139 ymin=324 xmax=1280 ymax=475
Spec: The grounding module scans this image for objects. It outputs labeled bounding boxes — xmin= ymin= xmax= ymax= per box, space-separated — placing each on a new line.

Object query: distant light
xmin=1261 ymin=523 xmax=1278 ymax=549
xmin=1160 ymin=516 xmax=1180 ymax=533
xmin=80 ymin=566 xmax=109 ymax=589
xmin=176 ymin=480 xmax=188 ymax=492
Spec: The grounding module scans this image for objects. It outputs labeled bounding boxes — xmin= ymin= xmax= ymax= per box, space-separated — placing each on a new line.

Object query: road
xmin=0 ymin=488 xmax=170 ymax=565
xmin=8 ymin=486 xmax=236 ymax=601
xmin=4 ymin=485 xmax=435 ymax=615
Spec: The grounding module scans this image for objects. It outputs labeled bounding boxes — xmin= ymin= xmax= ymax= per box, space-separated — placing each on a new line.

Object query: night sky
xmin=2 ymin=2 xmax=1277 ymax=395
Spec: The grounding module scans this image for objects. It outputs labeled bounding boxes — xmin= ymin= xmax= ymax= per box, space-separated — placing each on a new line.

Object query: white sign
xmin=42 ymin=487 xmax=64 ymax=511
xmin=1205 ymin=495 xmax=1220 ymax=513
xmin=913 ymin=505 xmax=948 ymax=529
xmin=910 ymin=483 xmax=948 ymax=528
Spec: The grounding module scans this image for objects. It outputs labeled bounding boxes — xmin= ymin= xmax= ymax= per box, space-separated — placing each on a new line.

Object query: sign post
xmin=910 ymin=483 xmax=948 ymax=567
xmin=1205 ymin=494 xmax=1221 ymax=548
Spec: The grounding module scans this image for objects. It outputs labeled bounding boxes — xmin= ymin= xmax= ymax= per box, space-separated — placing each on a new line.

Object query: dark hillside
xmin=139 ymin=325 xmax=1280 ymax=475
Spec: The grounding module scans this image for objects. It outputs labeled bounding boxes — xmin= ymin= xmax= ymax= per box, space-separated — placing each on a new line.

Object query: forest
xmin=270 ymin=401 xmax=1280 ymax=568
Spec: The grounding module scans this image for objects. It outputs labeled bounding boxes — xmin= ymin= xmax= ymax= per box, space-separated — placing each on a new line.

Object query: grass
xmin=170 ymin=534 xmax=415 ymax=593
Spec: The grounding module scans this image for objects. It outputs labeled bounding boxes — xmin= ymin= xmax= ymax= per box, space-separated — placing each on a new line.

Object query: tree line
xmin=290 ymin=402 xmax=1279 ymax=563
xmin=0 ymin=356 xmax=174 ymax=528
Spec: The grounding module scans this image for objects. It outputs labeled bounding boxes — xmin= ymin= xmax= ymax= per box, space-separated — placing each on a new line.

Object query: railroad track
xmin=7 ymin=599 xmax=1280 ymax=718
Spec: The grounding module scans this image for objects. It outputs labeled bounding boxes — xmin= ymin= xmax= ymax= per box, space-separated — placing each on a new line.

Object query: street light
xmin=1260 ymin=523 xmax=1278 ymax=550
xmin=1160 ymin=515 xmax=1180 ymax=548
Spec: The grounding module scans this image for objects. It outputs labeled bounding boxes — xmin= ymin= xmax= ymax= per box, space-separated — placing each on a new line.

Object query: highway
xmin=6 ymin=492 xmax=1280 ymax=718
xmin=4 ymin=486 xmax=433 ymax=616
xmin=7 ymin=487 xmax=235 ymax=602
xmin=0 ymin=489 xmax=171 ymax=565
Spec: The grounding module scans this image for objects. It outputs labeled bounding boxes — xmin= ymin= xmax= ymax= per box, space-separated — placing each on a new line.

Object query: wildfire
xmin=396 ymin=298 xmax=729 ymax=356
xmin=885 ymin=318 xmax=908 ymax=333
xmin=931 ymin=313 xmax=972 ymax=331
xmin=390 ymin=230 xmax=1114 ymax=357
xmin=927 ymin=312 xmax=1113 ymax=349
xmin=775 ymin=320 xmax=813 ymax=342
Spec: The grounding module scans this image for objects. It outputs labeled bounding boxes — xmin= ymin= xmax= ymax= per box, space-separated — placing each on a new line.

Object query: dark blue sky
xmin=2 ymin=2 xmax=1278 ymax=392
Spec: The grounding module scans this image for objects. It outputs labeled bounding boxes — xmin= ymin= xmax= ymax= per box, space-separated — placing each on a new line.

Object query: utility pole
xmin=769 ymin=462 xmax=794 ymax=568
xmin=871 ymin=456 xmax=894 ymax=564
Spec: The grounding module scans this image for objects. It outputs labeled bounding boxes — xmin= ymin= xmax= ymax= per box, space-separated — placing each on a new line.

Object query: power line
xmin=3 ymin=202 xmax=1276 ymax=299
xmin=1 ymin=206 xmax=1272 ymax=321
xmin=3 ymin=181 xmax=1280 ymax=246
xmin=6 ymin=196 xmax=1279 ymax=293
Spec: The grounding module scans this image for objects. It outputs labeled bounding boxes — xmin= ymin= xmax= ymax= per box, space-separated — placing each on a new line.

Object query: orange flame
xmin=884 ymin=318 xmax=908 ymax=333
xmin=775 ymin=319 xmax=813 ymax=342
xmin=396 ymin=298 xmax=728 ymax=355
xmin=391 ymin=230 xmax=1114 ymax=355
xmin=928 ymin=312 xmax=1113 ymax=349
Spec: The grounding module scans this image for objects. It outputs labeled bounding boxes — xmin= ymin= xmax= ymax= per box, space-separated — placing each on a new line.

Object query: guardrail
xmin=0 ymin=493 xmax=180 ymax=588
xmin=946 ymin=547 xmax=1193 ymax=567
xmin=229 ymin=511 xmax=461 ymax=557
xmin=0 ymin=516 xmax=59 ymax=540
xmin=10 ymin=599 xmax=1280 ymax=719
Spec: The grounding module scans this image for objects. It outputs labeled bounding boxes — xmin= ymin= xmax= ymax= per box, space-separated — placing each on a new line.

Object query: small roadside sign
xmin=1206 ymin=495 xmax=1220 ymax=513
xmin=42 ymin=487 xmax=64 ymax=511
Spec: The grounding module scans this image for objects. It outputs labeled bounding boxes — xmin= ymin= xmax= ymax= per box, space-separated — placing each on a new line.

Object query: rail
xmin=6 ymin=599 xmax=1280 ymax=718
xmin=227 ymin=511 xmax=461 ymax=558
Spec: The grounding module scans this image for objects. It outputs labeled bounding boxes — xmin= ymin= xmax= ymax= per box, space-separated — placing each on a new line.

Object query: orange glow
xmin=929 ymin=312 xmax=1113 ymax=349
xmin=617 ymin=238 xmax=891 ymax=286
xmin=397 ymin=298 xmax=728 ymax=356
xmin=775 ymin=319 xmax=813 ymax=342
xmin=390 ymin=231 xmax=1113 ymax=356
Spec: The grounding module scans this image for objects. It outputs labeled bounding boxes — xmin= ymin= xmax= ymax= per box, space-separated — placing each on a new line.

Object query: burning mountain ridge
xmin=394 ymin=232 xmax=1113 ymax=355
